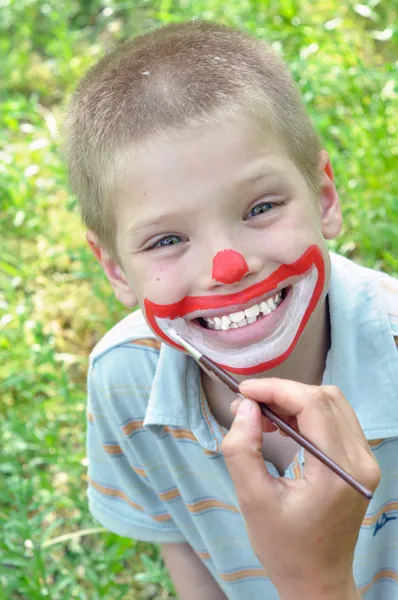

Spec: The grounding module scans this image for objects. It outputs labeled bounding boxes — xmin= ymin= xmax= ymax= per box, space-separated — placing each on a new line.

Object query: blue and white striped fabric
xmin=87 ymin=252 xmax=398 ymax=599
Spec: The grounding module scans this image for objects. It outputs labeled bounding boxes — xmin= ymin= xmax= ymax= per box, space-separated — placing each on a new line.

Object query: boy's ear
xmin=318 ymin=150 xmax=342 ymax=240
xmin=86 ymin=231 xmax=138 ymax=308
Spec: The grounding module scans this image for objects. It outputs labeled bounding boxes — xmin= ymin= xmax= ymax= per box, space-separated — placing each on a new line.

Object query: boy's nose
xmin=212 ymin=249 xmax=249 ymax=284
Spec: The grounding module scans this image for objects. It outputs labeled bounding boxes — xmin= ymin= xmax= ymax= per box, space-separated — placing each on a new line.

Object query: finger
xmin=320 ymin=385 xmax=372 ymax=456
xmin=240 ymin=378 xmax=320 ymax=415
xmin=230 ymin=397 xmax=278 ymax=432
xmin=318 ymin=388 xmax=381 ymax=487
xmin=239 ymin=379 xmax=381 ymax=498
xmin=222 ymin=399 xmax=279 ymax=510
xmin=295 ymin=394 xmax=380 ymax=494
xmin=282 ymin=382 xmax=372 ymax=461
xmin=243 ymin=379 xmax=380 ymax=491
xmin=240 ymin=378 xmax=351 ymax=464
xmin=240 ymin=379 xmax=363 ymax=440
xmin=240 ymin=378 xmax=354 ymax=437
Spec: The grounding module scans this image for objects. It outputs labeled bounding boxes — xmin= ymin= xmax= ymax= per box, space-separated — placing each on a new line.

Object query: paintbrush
xmin=169 ymin=329 xmax=373 ymax=500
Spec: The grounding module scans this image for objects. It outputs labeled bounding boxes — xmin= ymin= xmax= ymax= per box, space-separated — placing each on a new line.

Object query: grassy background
xmin=1 ymin=1 xmax=397 ymax=598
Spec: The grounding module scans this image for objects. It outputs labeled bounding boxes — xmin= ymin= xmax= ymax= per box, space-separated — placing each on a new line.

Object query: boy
xmin=65 ymin=21 xmax=398 ymax=599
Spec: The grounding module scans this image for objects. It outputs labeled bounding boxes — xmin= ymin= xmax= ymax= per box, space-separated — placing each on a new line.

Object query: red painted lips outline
xmin=144 ymin=245 xmax=325 ymax=373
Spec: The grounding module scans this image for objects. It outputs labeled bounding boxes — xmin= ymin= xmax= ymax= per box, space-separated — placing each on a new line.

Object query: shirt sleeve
xmin=86 ymin=343 xmax=186 ymax=543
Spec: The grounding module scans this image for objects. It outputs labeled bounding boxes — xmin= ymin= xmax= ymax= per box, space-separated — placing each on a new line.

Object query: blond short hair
xmin=65 ymin=20 xmax=321 ymax=257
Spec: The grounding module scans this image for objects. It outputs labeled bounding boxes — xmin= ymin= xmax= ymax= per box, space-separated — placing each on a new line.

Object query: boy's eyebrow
xmin=243 ymin=169 xmax=284 ymax=185
xmin=126 ymin=215 xmax=179 ymax=238
xmin=234 ymin=168 xmax=290 ymax=194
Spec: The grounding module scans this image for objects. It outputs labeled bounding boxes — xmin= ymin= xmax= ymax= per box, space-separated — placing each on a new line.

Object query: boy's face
xmin=90 ymin=120 xmax=341 ymax=375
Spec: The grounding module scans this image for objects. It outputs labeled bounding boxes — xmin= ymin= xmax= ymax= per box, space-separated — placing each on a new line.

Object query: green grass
xmin=1 ymin=0 xmax=397 ymax=598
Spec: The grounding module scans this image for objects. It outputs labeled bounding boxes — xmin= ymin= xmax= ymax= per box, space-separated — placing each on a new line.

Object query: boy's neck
xmin=202 ymin=297 xmax=331 ymax=429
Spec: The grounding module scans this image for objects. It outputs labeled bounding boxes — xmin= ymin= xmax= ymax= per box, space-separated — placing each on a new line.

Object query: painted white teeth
xmin=202 ymin=289 xmax=285 ymax=331
xmin=230 ymin=310 xmax=245 ymax=323
xmin=244 ymin=304 xmax=260 ymax=318
xmin=266 ymin=298 xmax=276 ymax=310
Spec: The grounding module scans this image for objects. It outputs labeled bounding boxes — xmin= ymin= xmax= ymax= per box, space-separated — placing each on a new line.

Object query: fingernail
xmin=236 ymin=398 xmax=254 ymax=420
xmin=230 ymin=398 xmax=241 ymax=413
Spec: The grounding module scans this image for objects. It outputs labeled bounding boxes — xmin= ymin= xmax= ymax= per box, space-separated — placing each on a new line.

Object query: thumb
xmin=222 ymin=399 xmax=278 ymax=510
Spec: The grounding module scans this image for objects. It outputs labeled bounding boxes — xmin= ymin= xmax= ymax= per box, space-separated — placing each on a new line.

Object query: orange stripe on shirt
xmin=122 ymin=419 xmax=144 ymax=435
xmin=358 ymin=569 xmax=398 ymax=595
xmin=187 ymin=498 xmax=239 ymax=514
xmin=123 ymin=422 xmax=198 ymax=441
xmin=219 ymin=567 xmax=268 ymax=582
xmin=152 ymin=512 xmax=173 ymax=523
xmin=204 ymin=449 xmax=220 ymax=456
xmin=379 ymin=281 xmax=398 ymax=294
xmin=362 ymin=501 xmax=398 ymax=526
xmin=163 ymin=426 xmax=197 ymax=442
xmin=292 ymin=454 xmax=302 ymax=478
xmin=197 ymin=551 xmax=211 ymax=560
xmin=102 ymin=443 xmax=123 ymax=455
xmin=88 ymin=477 xmax=171 ymax=522
xmin=130 ymin=338 xmax=161 ymax=350
xmin=369 ymin=438 xmax=387 ymax=448
xmin=157 ymin=489 xmax=238 ymax=512
xmin=158 ymin=488 xmax=181 ymax=501
xmin=132 ymin=465 xmax=147 ymax=477
xmin=89 ymin=477 xmax=143 ymax=511
xmin=87 ymin=412 xmax=94 ymax=423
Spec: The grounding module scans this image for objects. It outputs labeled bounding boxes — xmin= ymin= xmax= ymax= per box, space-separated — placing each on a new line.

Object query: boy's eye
xmin=246 ymin=201 xmax=274 ymax=219
xmin=152 ymin=235 xmax=184 ymax=248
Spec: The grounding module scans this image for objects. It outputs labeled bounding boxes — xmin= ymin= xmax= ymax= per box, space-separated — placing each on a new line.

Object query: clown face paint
xmin=144 ymin=244 xmax=325 ymax=375
xmin=212 ymin=249 xmax=249 ymax=284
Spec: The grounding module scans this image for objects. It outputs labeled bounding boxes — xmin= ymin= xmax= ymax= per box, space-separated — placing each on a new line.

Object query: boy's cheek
xmin=134 ymin=272 xmax=189 ymax=312
xmin=263 ymin=223 xmax=327 ymax=267
xmin=143 ymin=281 xmax=188 ymax=308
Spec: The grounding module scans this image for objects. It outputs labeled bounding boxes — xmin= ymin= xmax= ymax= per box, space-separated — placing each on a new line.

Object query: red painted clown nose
xmin=212 ymin=249 xmax=249 ymax=284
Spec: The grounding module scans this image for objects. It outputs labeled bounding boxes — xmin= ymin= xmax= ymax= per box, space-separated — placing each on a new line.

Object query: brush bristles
xmin=167 ymin=327 xmax=202 ymax=361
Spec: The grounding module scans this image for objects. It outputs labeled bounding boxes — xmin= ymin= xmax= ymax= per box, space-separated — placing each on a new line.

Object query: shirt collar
xmin=144 ymin=253 xmax=398 ymax=443
xmin=323 ymin=252 xmax=398 ymax=439
xmin=144 ymin=342 xmax=224 ymax=450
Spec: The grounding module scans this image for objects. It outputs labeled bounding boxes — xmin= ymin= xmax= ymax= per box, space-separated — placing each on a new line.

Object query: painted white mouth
xmin=155 ymin=266 xmax=318 ymax=371
xmin=201 ymin=290 xmax=283 ymax=331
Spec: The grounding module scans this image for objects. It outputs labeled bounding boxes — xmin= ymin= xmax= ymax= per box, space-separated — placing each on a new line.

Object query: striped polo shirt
xmin=87 ymin=252 xmax=398 ymax=599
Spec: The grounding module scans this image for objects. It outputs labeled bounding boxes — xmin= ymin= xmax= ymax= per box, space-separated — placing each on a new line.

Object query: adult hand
xmin=221 ymin=378 xmax=380 ymax=600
